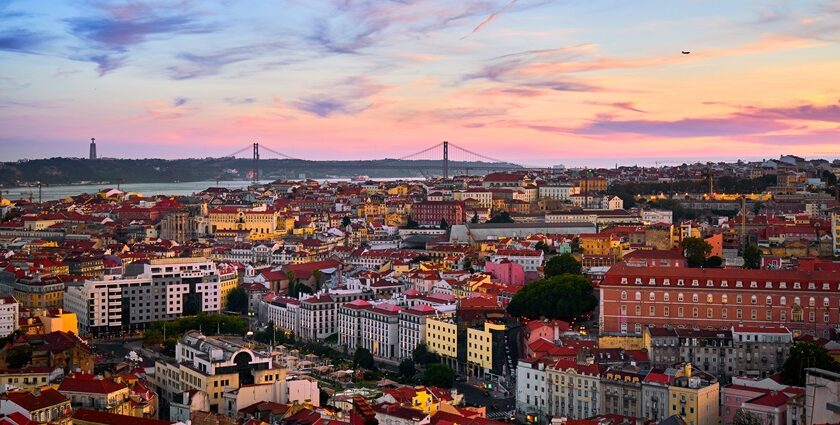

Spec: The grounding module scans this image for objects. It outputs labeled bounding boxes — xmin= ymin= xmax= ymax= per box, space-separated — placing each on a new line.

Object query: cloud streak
xmin=462 ymin=0 xmax=517 ymax=39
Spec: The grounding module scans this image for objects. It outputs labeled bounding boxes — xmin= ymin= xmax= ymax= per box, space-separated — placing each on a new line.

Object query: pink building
xmin=721 ymin=384 xmax=804 ymax=425
xmin=523 ymin=319 xmax=571 ymax=356
xmin=485 ymin=259 xmax=525 ymax=286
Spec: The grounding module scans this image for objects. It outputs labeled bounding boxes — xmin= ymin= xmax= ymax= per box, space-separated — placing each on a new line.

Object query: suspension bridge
xmin=220 ymin=141 xmax=537 ymax=182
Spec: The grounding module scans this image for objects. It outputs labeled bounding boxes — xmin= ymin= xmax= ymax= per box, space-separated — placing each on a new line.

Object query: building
xmin=71 ymin=409 xmax=169 ymax=425
xmin=600 ymin=367 xmax=644 ymax=418
xmin=397 ymin=305 xmax=438 ymax=360
xmin=642 ymin=371 xmax=672 ymax=422
xmin=58 ymin=375 xmax=132 ymax=416
xmin=832 ymin=211 xmax=840 ymax=257
xmin=546 ymin=360 xmax=600 ymax=420
xmin=489 ymin=249 xmax=544 ymax=273
xmin=539 ymin=185 xmax=576 ymax=201
xmin=0 ymin=366 xmax=52 ymax=390
xmin=64 ymin=258 xmax=225 ymax=335
xmin=13 ymin=275 xmax=63 ymax=310
xmin=730 ymin=326 xmax=792 ymax=379
xmin=516 ymin=358 xmax=549 ymax=423
xmin=600 ymin=264 xmax=840 ymax=338
xmin=89 ymin=138 xmax=97 ymax=160
xmin=668 ymin=363 xmax=720 ymax=425
xmin=0 ymin=388 xmax=72 ymax=425
xmin=264 ymin=297 xmax=301 ymax=338
xmin=466 ymin=321 xmax=507 ymax=380
xmin=209 ymin=206 xmax=281 ymax=237
xmin=425 ymin=317 xmax=459 ymax=371
xmin=412 ymin=201 xmax=466 ymax=227
xmin=152 ymin=331 xmax=274 ymax=412
xmin=0 ymin=296 xmax=18 ymax=337
xmin=805 ymin=367 xmax=840 ymax=425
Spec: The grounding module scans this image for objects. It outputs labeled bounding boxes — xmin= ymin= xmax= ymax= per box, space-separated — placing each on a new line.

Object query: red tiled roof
xmin=4 ymin=389 xmax=68 ymax=412
xmin=71 ymin=408 xmax=169 ymax=425
xmin=59 ymin=375 xmax=127 ymax=394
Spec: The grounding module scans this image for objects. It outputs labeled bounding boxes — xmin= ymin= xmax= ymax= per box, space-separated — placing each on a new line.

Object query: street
xmin=454 ymin=381 xmax=515 ymax=413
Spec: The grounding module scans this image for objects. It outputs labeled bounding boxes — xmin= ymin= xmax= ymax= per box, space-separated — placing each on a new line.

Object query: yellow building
xmin=13 ymin=275 xmax=64 ymax=310
xmin=425 ymin=317 xmax=459 ymax=369
xmin=467 ymin=322 xmax=504 ymax=376
xmin=209 ymin=207 xmax=280 ymax=236
xmin=0 ymin=367 xmax=51 ymax=389
xmin=364 ymin=203 xmax=388 ymax=218
xmin=37 ymin=308 xmax=79 ymax=334
xmin=386 ymin=185 xmax=409 ymax=197
xmin=580 ymin=234 xmax=621 ymax=257
xmin=217 ymin=265 xmax=240 ymax=311
xmin=668 ymin=364 xmax=720 ymax=425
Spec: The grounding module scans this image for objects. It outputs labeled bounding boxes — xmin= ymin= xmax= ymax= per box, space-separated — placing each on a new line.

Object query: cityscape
xmin=2 ymin=2 xmax=840 ymax=425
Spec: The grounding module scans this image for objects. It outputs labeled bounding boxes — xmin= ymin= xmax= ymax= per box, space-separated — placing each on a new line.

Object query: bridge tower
xmin=252 ymin=142 xmax=260 ymax=184
xmin=442 ymin=141 xmax=449 ymax=179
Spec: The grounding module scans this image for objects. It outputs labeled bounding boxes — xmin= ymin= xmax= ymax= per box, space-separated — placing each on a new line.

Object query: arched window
xmin=621 ymin=291 xmax=627 ymax=300
xmin=766 ymin=296 xmax=772 ymax=305
xmin=678 ymin=293 xmax=684 ymax=302
xmin=780 ymin=296 xmax=786 ymax=306
xmin=824 ymin=297 xmax=830 ymax=307
xmin=751 ymin=295 xmax=757 ymax=305
xmin=794 ymin=297 xmax=801 ymax=306
xmin=664 ymin=293 xmax=670 ymax=302
xmin=809 ymin=297 xmax=815 ymax=307
xmin=722 ymin=294 xmax=728 ymax=303
xmin=706 ymin=294 xmax=713 ymax=303
xmin=692 ymin=293 xmax=699 ymax=303
xmin=635 ymin=291 xmax=641 ymax=301
xmin=649 ymin=292 xmax=656 ymax=301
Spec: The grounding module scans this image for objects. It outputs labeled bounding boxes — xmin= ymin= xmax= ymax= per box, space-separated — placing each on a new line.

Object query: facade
xmin=0 ymin=388 xmax=72 ymax=425
xmin=832 ymin=211 xmax=840 ymax=256
xmin=539 ymin=185 xmax=575 ymax=201
xmin=264 ymin=297 xmax=301 ymax=337
xmin=64 ymin=258 xmax=224 ymax=335
xmin=209 ymin=206 xmax=281 ymax=236
xmin=600 ymin=264 xmax=840 ymax=338
xmin=489 ymin=249 xmax=544 ymax=273
xmin=546 ymin=360 xmax=600 ymax=420
xmin=58 ymin=375 xmax=132 ymax=416
xmin=397 ymin=305 xmax=437 ymax=360
xmin=13 ymin=275 xmax=64 ymax=310
xmin=425 ymin=317 xmax=459 ymax=370
xmin=642 ymin=372 xmax=671 ymax=423
xmin=668 ymin=364 xmax=720 ymax=425
xmin=805 ymin=367 xmax=840 ymax=425
xmin=151 ymin=331 xmax=274 ymax=412
xmin=466 ymin=322 xmax=506 ymax=379
xmin=0 ymin=296 xmax=19 ymax=337
xmin=412 ymin=201 xmax=466 ymax=227
xmin=730 ymin=326 xmax=792 ymax=378
xmin=515 ymin=359 xmax=548 ymax=422
xmin=600 ymin=368 xmax=644 ymax=418
xmin=299 ymin=294 xmax=336 ymax=340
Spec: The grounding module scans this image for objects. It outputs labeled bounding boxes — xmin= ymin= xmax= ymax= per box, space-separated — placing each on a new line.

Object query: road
xmin=454 ymin=381 xmax=515 ymax=413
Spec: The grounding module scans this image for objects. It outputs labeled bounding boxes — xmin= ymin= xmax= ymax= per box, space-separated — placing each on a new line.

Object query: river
xmin=2 ymin=178 xmax=418 ymax=202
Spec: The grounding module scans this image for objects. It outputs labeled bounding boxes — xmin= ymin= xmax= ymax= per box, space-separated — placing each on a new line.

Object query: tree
xmin=752 ymin=201 xmax=764 ymax=215
xmin=488 ymin=211 xmax=513 ymax=223
xmin=704 ymin=256 xmax=723 ymax=268
xmin=5 ymin=345 xmax=32 ymax=369
xmin=462 ymin=257 xmax=474 ymax=273
xmin=534 ymin=241 xmax=550 ymax=254
xmin=422 ymin=364 xmax=454 ymax=388
xmin=412 ymin=343 xmax=435 ymax=365
xmin=544 ymin=253 xmax=581 ymax=277
xmin=226 ymin=286 xmax=249 ymax=313
xmin=341 ymin=216 xmax=352 ymax=227
xmin=406 ymin=216 xmax=419 ymax=229
xmin=353 ymin=347 xmax=375 ymax=370
xmin=470 ymin=212 xmax=479 ymax=224
xmin=506 ymin=274 xmax=597 ymax=321
xmin=781 ymin=342 xmax=840 ymax=386
xmin=743 ymin=245 xmax=762 ymax=269
xmin=439 ymin=218 xmax=449 ymax=230
xmin=733 ymin=409 xmax=763 ymax=425
xmin=682 ymin=237 xmax=712 ymax=268
xmin=398 ymin=358 xmax=417 ymax=379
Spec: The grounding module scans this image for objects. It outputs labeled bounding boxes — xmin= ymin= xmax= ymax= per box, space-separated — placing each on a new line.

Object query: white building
xmin=546 ymin=360 xmax=601 ymax=420
xmin=337 ymin=300 xmax=402 ymax=360
xmin=641 ymin=209 xmax=674 ymax=225
xmin=398 ymin=304 xmax=438 ymax=360
xmin=0 ymin=296 xmax=18 ymax=338
xmin=453 ymin=189 xmax=493 ymax=209
xmin=299 ymin=293 xmax=336 ymax=341
xmin=516 ymin=358 xmax=549 ymax=420
xmin=490 ymin=249 xmax=544 ymax=272
xmin=539 ymin=185 xmax=576 ymax=201
xmin=64 ymin=258 xmax=223 ymax=335
xmin=264 ymin=296 xmax=301 ymax=337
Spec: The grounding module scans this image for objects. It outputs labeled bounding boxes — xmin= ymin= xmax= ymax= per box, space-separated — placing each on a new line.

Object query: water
xmin=3 ymin=177 xmax=419 ymax=202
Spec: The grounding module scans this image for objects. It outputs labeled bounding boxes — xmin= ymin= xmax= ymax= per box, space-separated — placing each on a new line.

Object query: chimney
xmin=684 ymin=363 xmax=692 ymax=378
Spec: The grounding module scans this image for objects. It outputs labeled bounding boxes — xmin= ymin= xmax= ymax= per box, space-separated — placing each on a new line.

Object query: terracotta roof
xmin=4 ymin=389 xmax=68 ymax=412
xmin=59 ymin=375 xmax=127 ymax=394
xmin=71 ymin=408 xmax=169 ymax=425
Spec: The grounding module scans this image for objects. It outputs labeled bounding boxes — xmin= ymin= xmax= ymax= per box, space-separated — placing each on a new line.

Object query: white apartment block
xmin=338 ymin=300 xmax=401 ymax=360
xmin=264 ymin=297 xmax=301 ymax=337
xmin=65 ymin=258 xmax=223 ymax=335
xmin=453 ymin=189 xmax=493 ymax=209
xmin=299 ymin=294 xmax=336 ymax=340
xmin=516 ymin=359 xmax=549 ymax=418
xmin=539 ymin=185 xmax=576 ymax=201
xmin=490 ymin=249 xmax=544 ymax=272
xmin=397 ymin=305 xmax=438 ymax=360
xmin=0 ymin=296 xmax=19 ymax=338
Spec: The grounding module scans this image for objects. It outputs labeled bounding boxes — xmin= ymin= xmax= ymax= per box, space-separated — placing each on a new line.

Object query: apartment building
xmin=0 ymin=296 xmax=19 ymax=337
xmin=546 ymin=360 xmax=600 ymax=420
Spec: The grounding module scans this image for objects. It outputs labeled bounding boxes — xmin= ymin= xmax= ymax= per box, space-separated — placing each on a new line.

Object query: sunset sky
xmin=2 ymin=0 xmax=840 ymax=166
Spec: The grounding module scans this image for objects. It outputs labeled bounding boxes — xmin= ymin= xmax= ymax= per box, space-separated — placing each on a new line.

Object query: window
xmin=649 ymin=306 xmax=656 ymax=316
xmin=635 ymin=324 xmax=642 ymax=334
xmin=736 ymin=309 xmax=743 ymax=319
xmin=794 ymin=297 xmax=801 ymax=306
xmin=664 ymin=293 xmax=670 ymax=302
xmin=781 ymin=296 xmax=787 ymax=306
xmin=751 ymin=309 xmax=757 ymax=320
xmin=678 ymin=307 xmax=684 ymax=317
xmin=721 ymin=308 xmax=728 ymax=318
xmin=649 ymin=292 xmax=656 ymax=301
xmin=809 ymin=297 xmax=815 ymax=307
xmin=766 ymin=296 xmax=772 ymax=305
xmin=692 ymin=307 xmax=699 ymax=318
xmin=766 ymin=310 xmax=772 ymax=321
xmin=635 ymin=305 xmax=642 ymax=315
xmin=664 ymin=306 xmax=670 ymax=317
xmin=751 ymin=295 xmax=757 ymax=305
xmin=722 ymin=294 xmax=728 ymax=304
xmin=635 ymin=291 xmax=641 ymax=301
xmin=621 ymin=291 xmax=627 ymax=300
xmin=824 ymin=297 xmax=830 ymax=308
xmin=678 ymin=293 xmax=684 ymax=302
xmin=707 ymin=308 xmax=713 ymax=318
xmin=621 ymin=305 xmax=627 ymax=315
xmin=692 ymin=293 xmax=699 ymax=303
xmin=707 ymin=294 xmax=713 ymax=303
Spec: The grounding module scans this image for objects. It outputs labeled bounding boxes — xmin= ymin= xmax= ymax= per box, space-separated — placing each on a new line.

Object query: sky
xmin=1 ymin=0 xmax=840 ymax=167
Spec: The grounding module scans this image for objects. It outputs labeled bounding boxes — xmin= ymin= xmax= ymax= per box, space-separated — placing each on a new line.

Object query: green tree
xmin=752 ymin=201 xmax=764 ymax=215
xmin=743 ymin=245 xmax=762 ymax=269
xmin=422 ymin=364 xmax=454 ymax=388
xmin=534 ymin=241 xmax=550 ymax=254
xmin=781 ymin=343 xmax=840 ymax=386
xmin=406 ymin=216 xmax=419 ymax=229
xmin=488 ymin=211 xmax=513 ymax=223
xmin=470 ymin=212 xmax=479 ymax=224
xmin=506 ymin=274 xmax=597 ymax=321
xmin=341 ymin=216 xmax=352 ymax=227
xmin=5 ymin=345 xmax=32 ymax=369
xmin=733 ymin=409 xmax=763 ymax=425
xmin=353 ymin=347 xmax=375 ymax=370
xmin=412 ymin=342 xmax=435 ymax=365
xmin=704 ymin=256 xmax=723 ymax=268
xmin=682 ymin=237 xmax=712 ymax=268
xmin=398 ymin=358 xmax=417 ymax=379
xmin=544 ymin=253 xmax=581 ymax=277
xmin=226 ymin=286 xmax=249 ymax=314
xmin=439 ymin=218 xmax=449 ymax=230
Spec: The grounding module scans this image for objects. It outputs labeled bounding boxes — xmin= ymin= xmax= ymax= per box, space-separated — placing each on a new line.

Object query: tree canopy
xmin=353 ymin=347 xmax=375 ymax=370
xmin=226 ymin=286 xmax=249 ymax=314
xmin=781 ymin=342 xmax=840 ymax=386
xmin=743 ymin=245 xmax=762 ymax=269
xmin=682 ymin=237 xmax=712 ymax=267
xmin=398 ymin=358 xmax=417 ymax=379
xmin=422 ymin=364 xmax=454 ymax=388
xmin=506 ymin=274 xmax=597 ymax=321
xmin=412 ymin=342 xmax=435 ymax=365
xmin=544 ymin=253 xmax=581 ymax=277
xmin=488 ymin=211 xmax=514 ymax=223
